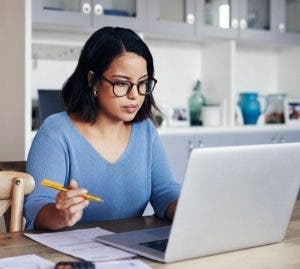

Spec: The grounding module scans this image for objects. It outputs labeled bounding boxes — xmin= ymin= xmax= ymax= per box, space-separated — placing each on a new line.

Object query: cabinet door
xmin=147 ymin=0 xmax=195 ymax=36
xmin=195 ymin=132 xmax=237 ymax=147
xmin=32 ymin=0 xmax=92 ymax=27
xmin=92 ymin=0 xmax=146 ymax=32
xmin=196 ymin=0 xmax=239 ymax=39
xmin=160 ymin=132 xmax=237 ymax=182
xmin=237 ymin=130 xmax=278 ymax=145
xmin=276 ymin=0 xmax=300 ymax=43
xmin=238 ymin=0 xmax=278 ymax=42
xmin=160 ymin=133 xmax=195 ymax=183
xmin=277 ymin=129 xmax=300 ymax=143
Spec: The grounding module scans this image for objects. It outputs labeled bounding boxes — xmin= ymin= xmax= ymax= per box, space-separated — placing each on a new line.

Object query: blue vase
xmin=239 ymin=93 xmax=261 ymax=125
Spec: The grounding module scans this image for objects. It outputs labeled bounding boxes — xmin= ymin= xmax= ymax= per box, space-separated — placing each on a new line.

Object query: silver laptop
xmin=96 ymin=143 xmax=300 ymax=263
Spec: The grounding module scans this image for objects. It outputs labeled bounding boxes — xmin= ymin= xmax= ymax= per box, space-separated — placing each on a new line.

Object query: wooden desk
xmin=1 ymin=201 xmax=300 ymax=269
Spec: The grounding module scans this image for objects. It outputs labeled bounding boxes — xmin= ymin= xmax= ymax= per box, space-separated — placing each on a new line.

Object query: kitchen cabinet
xmin=237 ymin=0 xmax=278 ymax=42
xmin=238 ymin=0 xmax=300 ymax=44
xmin=92 ymin=0 xmax=146 ymax=31
xmin=196 ymin=0 xmax=279 ymax=43
xmin=32 ymin=0 xmax=146 ymax=32
xmin=237 ymin=129 xmax=278 ymax=145
xmin=277 ymin=129 xmax=300 ymax=143
xmin=32 ymin=0 xmax=91 ymax=28
xmin=146 ymin=0 xmax=195 ymax=37
xmin=276 ymin=0 xmax=300 ymax=43
xmin=159 ymin=126 xmax=300 ymax=182
xmin=159 ymin=133 xmax=193 ymax=183
xmin=32 ymin=0 xmax=300 ymax=46
xmin=237 ymin=127 xmax=300 ymax=145
xmin=196 ymin=0 xmax=239 ymax=39
xmin=160 ymin=130 xmax=237 ymax=182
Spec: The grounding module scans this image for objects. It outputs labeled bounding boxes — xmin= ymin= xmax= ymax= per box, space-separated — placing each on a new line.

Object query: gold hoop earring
xmin=93 ymin=87 xmax=98 ymax=97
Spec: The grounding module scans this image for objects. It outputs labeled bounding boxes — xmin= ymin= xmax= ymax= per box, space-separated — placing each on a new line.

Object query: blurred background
xmin=1 ymin=0 xmax=300 ymax=163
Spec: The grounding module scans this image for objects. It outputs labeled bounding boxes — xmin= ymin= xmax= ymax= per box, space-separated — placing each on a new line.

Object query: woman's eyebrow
xmin=111 ymin=74 xmax=148 ymax=80
xmin=139 ymin=74 xmax=148 ymax=80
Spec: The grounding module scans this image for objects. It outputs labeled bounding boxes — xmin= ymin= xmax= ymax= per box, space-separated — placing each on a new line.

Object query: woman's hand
xmin=55 ymin=179 xmax=90 ymax=227
xmin=166 ymin=200 xmax=177 ymax=221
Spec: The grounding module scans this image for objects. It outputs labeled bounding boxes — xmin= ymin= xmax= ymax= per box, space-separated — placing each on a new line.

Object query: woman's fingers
xmin=62 ymin=200 xmax=89 ymax=227
xmin=69 ymin=179 xmax=79 ymax=189
xmin=58 ymin=199 xmax=88 ymax=216
xmin=54 ymin=179 xmax=89 ymax=227
xmin=66 ymin=211 xmax=83 ymax=227
xmin=68 ymin=200 xmax=89 ymax=214
xmin=56 ymin=188 xmax=87 ymax=204
xmin=56 ymin=195 xmax=85 ymax=210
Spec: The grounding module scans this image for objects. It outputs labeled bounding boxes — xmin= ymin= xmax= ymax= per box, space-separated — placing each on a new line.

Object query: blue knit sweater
xmin=24 ymin=112 xmax=180 ymax=230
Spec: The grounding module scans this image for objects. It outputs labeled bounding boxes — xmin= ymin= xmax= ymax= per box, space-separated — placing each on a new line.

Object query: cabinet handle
xmin=271 ymin=136 xmax=277 ymax=143
xmin=278 ymin=23 xmax=285 ymax=33
xmin=239 ymin=19 xmax=247 ymax=30
xmin=186 ymin=13 xmax=195 ymax=25
xmin=82 ymin=2 xmax=91 ymax=15
xmin=198 ymin=140 xmax=204 ymax=148
xmin=231 ymin=18 xmax=238 ymax=29
xmin=94 ymin=3 xmax=103 ymax=15
xmin=279 ymin=136 xmax=286 ymax=143
xmin=188 ymin=141 xmax=195 ymax=153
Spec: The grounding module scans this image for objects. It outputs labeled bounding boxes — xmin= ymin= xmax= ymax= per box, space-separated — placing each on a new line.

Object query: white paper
xmin=25 ymin=227 xmax=135 ymax=262
xmin=0 ymin=254 xmax=53 ymax=269
xmin=95 ymin=259 xmax=152 ymax=269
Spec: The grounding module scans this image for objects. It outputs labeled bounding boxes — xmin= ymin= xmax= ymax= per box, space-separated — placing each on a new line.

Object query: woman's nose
xmin=127 ymin=84 xmax=139 ymax=99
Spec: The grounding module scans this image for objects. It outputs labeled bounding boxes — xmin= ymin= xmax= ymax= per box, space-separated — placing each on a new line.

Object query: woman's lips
xmin=123 ymin=104 xmax=138 ymax=113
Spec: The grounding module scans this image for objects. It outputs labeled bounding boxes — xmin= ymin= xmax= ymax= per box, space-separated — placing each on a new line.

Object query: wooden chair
xmin=0 ymin=171 xmax=35 ymax=232
xmin=0 ymin=161 xmax=26 ymax=172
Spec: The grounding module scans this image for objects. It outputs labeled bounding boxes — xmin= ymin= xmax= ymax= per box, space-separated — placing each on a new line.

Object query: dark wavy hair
xmin=62 ymin=27 xmax=159 ymax=124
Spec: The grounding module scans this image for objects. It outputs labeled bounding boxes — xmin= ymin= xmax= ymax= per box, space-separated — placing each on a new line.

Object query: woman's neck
xmin=70 ymin=113 xmax=130 ymax=139
xmin=93 ymin=115 xmax=130 ymax=138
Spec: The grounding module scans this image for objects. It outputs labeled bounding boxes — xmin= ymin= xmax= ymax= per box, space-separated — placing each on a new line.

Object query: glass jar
xmin=264 ymin=94 xmax=286 ymax=124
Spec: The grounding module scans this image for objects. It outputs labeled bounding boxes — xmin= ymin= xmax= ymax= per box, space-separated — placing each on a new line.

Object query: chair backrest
xmin=38 ymin=89 xmax=65 ymax=124
xmin=0 ymin=171 xmax=35 ymax=232
xmin=0 ymin=161 xmax=26 ymax=172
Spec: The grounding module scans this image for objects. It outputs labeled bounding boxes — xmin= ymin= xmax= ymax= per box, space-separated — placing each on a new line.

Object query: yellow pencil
xmin=41 ymin=179 xmax=103 ymax=202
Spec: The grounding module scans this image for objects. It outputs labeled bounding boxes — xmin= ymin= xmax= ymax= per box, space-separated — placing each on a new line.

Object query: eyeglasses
xmin=102 ymin=76 xmax=157 ymax=97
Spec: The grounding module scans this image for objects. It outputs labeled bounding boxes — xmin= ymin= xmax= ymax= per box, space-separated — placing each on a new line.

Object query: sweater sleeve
xmin=24 ymin=130 xmax=68 ymax=230
xmin=150 ymin=128 xmax=181 ymax=219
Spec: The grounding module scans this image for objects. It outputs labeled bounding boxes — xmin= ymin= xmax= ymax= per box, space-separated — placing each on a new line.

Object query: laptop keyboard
xmin=139 ymin=239 xmax=168 ymax=252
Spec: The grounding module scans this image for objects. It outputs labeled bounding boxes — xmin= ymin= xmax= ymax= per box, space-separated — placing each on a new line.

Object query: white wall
xmin=146 ymin=39 xmax=202 ymax=109
xmin=235 ymin=45 xmax=279 ymax=95
xmin=278 ymin=47 xmax=300 ymax=97
xmin=32 ymin=60 xmax=76 ymax=99
xmin=0 ymin=0 xmax=31 ymax=161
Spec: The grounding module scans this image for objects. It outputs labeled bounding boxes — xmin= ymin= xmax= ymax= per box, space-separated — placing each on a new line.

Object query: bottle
xmin=188 ymin=80 xmax=205 ymax=126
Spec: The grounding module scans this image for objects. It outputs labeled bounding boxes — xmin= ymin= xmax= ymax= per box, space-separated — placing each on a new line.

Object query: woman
xmin=25 ymin=27 xmax=180 ymax=231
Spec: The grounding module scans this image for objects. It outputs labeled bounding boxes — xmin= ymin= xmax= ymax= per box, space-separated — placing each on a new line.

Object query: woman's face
xmin=96 ymin=52 xmax=148 ymax=123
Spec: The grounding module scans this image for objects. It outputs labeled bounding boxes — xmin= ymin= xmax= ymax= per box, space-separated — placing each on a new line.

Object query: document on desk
xmin=0 ymin=255 xmax=151 ymax=269
xmin=95 ymin=259 xmax=152 ymax=269
xmin=0 ymin=254 xmax=54 ymax=269
xmin=25 ymin=227 xmax=135 ymax=262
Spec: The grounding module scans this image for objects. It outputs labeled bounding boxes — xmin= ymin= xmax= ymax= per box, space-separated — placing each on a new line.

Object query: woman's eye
xmin=115 ymin=81 xmax=129 ymax=87
xmin=139 ymin=80 xmax=148 ymax=86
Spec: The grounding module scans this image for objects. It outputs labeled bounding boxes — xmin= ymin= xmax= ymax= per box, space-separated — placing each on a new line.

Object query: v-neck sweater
xmin=24 ymin=112 xmax=180 ymax=230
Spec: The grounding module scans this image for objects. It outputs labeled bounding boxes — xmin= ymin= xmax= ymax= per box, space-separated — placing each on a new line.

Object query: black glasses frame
xmin=102 ymin=76 xmax=157 ymax=97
